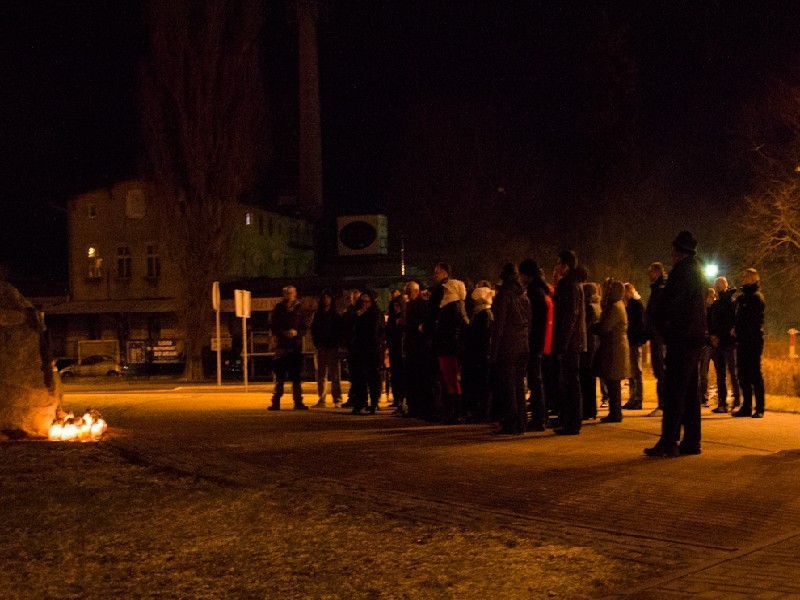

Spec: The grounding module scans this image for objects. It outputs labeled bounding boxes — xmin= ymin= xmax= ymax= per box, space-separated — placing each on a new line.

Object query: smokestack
xmin=297 ymin=0 xmax=323 ymax=220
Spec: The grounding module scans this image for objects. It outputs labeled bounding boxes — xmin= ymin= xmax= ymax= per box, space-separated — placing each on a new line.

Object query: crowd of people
xmin=267 ymin=230 xmax=766 ymax=457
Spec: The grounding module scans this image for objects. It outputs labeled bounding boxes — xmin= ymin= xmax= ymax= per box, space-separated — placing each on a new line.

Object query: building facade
xmin=46 ymin=179 xmax=314 ymax=367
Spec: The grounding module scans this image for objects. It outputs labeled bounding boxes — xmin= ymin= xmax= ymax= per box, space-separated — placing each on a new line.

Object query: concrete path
xmin=64 ymin=383 xmax=800 ymax=598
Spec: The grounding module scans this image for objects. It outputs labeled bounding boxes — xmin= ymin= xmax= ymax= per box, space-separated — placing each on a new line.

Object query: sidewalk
xmin=62 ymin=385 xmax=800 ymax=598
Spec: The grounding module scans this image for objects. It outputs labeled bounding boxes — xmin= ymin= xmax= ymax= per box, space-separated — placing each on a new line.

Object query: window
xmin=125 ymin=189 xmax=146 ymax=219
xmin=146 ymin=244 xmax=160 ymax=279
xmin=87 ymin=203 xmax=97 ymax=218
xmin=117 ymin=246 xmax=131 ymax=279
xmin=87 ymin=246 xmax=102 ymax=279
xmin=245 ymin=212 xmax=252 ymax=226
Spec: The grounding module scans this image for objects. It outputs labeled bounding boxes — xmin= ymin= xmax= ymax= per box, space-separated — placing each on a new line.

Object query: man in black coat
xmin=708 ymin=276 xmax=741 ymax=413
xmin=552 ymin=250 xmax=586 ymax=435
xmin=269 ymin=285 xmax=309 ymax=411
xmin=403 ymin=281 xmax=432 ymax=418
xmin=645 ymin=232 xmax=706 ymax=457
xmin=732 ymin=269 xmax=766 ymax=418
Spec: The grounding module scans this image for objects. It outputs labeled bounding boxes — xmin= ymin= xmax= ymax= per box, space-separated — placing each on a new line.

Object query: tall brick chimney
xmin=297 ymin=0 xmax=323 ymax=220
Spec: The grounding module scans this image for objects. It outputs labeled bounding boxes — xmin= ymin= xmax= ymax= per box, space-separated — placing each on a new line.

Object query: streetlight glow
xmin=704 ymin=264 xmax=719 ymax=279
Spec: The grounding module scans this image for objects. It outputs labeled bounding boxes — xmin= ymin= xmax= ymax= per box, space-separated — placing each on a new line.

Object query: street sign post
xmin=235 ymin=289 xmax=252 ymax=391
xmin=212 ymin=281 xmax=221 ymax=386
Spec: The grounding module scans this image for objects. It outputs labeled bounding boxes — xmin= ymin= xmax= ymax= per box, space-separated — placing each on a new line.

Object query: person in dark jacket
xmin=645 ymin=231 xmax=707 ymax=457
xmin=698 ymin=288 xmax=717 ymax=407
xmin=434 ymin=278 xmax=469 ymax=423
xmin=732 ymin=269 xmax=766 ymax=418
xmin=403 ymin=281 xmax=432 ymax=419
xmin=341 ymin=288 xmax=361 ymax=408
xmin=519 ymin=259 xmax=552 ymax=431
xmin=349 ymin=289 xmax=385 ymax=415
xmin=311 ymin=289 xmax=343 ymax=408
xmin=552 ymin=250 xmax=586 ymax=435
xmin=581 ymin=282 xmax=602 ymax=420
xmin=623 ymin=282 xmax=646 ymax=410
xmin=386 ymin=295 xmax=407 ymax=413
xmin=491 ymin=263 xmax=531 ymax=435
xmin=463 ymin=281 xmax=494 ymax=422
xmin=708 ymin=276 xmax=741 ymax=413
xmin=269 ymin=285 xmax=308 ymax=411
xmin=644 ymin=262 xmax=667 ymax=417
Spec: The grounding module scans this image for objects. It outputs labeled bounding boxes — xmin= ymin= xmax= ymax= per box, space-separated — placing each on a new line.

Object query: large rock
xmin=0 ymin=282 xmax=59 ymax=437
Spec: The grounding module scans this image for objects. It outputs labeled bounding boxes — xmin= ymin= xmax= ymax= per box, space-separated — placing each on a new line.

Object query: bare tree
xmin=140 ymin=0 xmax=268 ymax=380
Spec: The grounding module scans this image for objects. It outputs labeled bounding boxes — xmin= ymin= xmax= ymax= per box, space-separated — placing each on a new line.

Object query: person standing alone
xmin=269 ymin=285 xmax=309 ymax=411
xmin=644 ymin=232 xmax=706 ymax=456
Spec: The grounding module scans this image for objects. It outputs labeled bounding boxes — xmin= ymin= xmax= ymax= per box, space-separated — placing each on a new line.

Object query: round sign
xmin=339 ymin=220 xmax=377 ymax=250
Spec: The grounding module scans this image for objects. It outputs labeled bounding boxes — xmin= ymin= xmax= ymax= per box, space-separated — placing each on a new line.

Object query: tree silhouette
xmin=140 ymin=0 xmax=268 ymax=379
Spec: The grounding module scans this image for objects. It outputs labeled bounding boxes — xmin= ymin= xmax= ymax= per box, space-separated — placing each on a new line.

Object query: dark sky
xmin=3 ymin=0 xmax=800 ymax=283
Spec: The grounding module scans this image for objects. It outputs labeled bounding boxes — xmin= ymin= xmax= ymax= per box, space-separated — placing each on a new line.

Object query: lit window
xmin=87 ymin=246 xmax=102 ymax=279
xmin=245 ymin=212 xmax=252 ymax=226
xmin=146 ymin=244 xmax=161 ymax=279
xmin=117 ymin=246 xmax=131 ymax=279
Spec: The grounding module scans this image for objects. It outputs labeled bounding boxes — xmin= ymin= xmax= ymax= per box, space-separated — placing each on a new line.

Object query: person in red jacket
xmin=519 ymin=259 xmax=553 ymax=431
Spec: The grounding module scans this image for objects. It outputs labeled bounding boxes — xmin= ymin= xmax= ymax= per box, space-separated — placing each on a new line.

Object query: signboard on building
xmin=127 ymin=341 xmax=148 ymax=365
xmin=150 ymin=339 xmax=184 ymax=364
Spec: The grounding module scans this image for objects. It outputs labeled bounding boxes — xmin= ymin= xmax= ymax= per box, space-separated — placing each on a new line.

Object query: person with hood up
xmin=463 ymin=281 xmax=494 ymax=422
xmin=491 ymin=263 xmax=531 ymax=435
xmin=349 ymin=289 xmax=385 ymax=415
xmin=733 ymin=268 xmax=766 ymax=418
xmin=595 ymin=280 xmax=630 ymax=422
xmin=434 ymin=277 xmax=469 ymax=423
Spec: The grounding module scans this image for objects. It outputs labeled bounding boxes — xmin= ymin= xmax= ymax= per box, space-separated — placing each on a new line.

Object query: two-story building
xmin=44 ymin=179 xmax=315 ymax=368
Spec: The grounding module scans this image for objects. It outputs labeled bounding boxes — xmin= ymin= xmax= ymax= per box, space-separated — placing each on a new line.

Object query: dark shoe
xmin=678 ymin=444 xmax=702 ymax=455
xmin=267 ymin=405 xmax=280 ymax=411
xmin=752 ymin=411 xmax=764 ymax=418
xmin=553 ymin=428 xmax=580 ymax=436
xmin=644 ymin=445 xmax=679 ymax=458
xmin=600 ymin=415 xmax=622 ymax=423
xmin=342 ymin=401 xmax=354 ymax=408
xmin=351 ymin=407 xmax=363 ymax=415
xmin=711 ymin=406 xmax=728 ymax=414
xmin=623 ymin=402 xmax=642 ymax=410
xmin=527 ymin=420 xmax=546 ymax=432
xmin=367 ymin=406 xmax=377 ymax=415
xmin=293 ymin=404 xmax=309 ymax=411
xmin=732 ymin=409 xmax=752 ymax=418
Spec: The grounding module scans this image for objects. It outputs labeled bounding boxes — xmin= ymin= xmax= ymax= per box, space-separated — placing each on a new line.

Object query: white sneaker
xmin=647 ymin=407 xmax=663 ymax=417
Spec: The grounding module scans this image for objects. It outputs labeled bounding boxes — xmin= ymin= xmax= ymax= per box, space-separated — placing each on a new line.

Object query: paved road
xmin=64 ymin=384 xmax=800 ymax=598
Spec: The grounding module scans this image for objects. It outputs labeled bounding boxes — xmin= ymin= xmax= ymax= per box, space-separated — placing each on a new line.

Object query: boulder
xmin=0 ymin=282 xmax=59 ymax=437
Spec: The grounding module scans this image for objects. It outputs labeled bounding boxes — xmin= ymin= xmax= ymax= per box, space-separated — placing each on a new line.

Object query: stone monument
xmin=0 ymin=282 xmax=59 ymax=438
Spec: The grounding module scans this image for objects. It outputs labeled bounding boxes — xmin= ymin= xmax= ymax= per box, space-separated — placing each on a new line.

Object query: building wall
xmin=68 ymin=180 xmax=316 ymax=303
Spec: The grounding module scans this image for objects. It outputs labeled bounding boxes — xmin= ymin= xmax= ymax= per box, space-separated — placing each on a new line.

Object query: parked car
xmin=59 ymin=354 xmax=122 ymax=378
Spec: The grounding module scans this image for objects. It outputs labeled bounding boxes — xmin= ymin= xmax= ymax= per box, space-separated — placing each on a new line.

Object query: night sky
xmin=3 ymin=1 xmax=800 ymax=284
